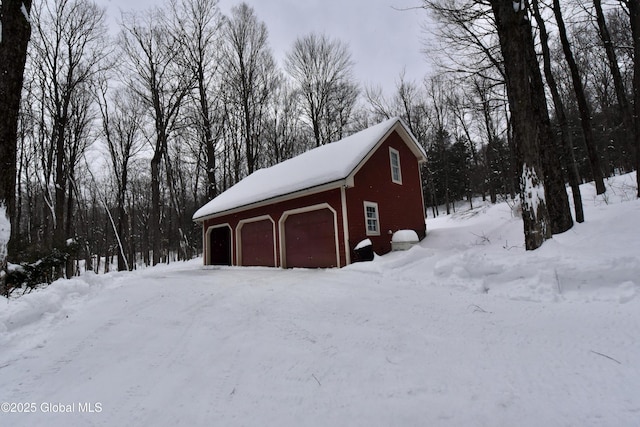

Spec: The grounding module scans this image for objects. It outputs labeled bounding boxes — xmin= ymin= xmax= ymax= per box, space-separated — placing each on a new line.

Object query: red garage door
xmin=284 ymin=208 xmax=338 ymax=268
xmin=240 ymin=219 xmax=276 ymax=267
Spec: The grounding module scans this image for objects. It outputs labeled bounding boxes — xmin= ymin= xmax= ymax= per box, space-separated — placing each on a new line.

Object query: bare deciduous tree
xmin=423 ymin=0 xmax=505 ymax=82
xmin=97 ymin=84 xmax=144 ymax=271
xmin=0 ymin=0 xmax=33 ymax=267
xmin=490 ymin=0 xmax=553 ymax=249
xmin=264 ymin=77 xmax=304 ymax=165
xmin=594 ymin=0 xmax=633 ymax=140
xmin=170 ymin=0 xmax=225 ymax=201
xmin=552 ymin=0 xmax=607 ymax=194
xmin=285 ymin=32 xmax=358 ymax=147
xmin=31 ymin=0 xmax=110 ymax=258
xmin=532 ymin=0 xmax=584 ymax=223
xmin=120 ymin=7 xmax=193 ymax=265
xmin=222 ymin=2 xmax=277 ymax=175
xmin=365 ymin=71 xmax=429 ymax=141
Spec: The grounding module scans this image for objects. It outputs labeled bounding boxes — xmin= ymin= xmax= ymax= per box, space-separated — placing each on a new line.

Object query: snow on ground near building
xmin=1 ymin=174 xmax=639 ymax=426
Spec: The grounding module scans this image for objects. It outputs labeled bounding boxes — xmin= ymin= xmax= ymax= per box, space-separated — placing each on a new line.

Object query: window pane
xmin=364 ymin=203 xmax=379 ymax=235
xmin=390 ymin=149 xmax=402 ymax=183
xmin=392 ymin=167 xmax=400 ymax=182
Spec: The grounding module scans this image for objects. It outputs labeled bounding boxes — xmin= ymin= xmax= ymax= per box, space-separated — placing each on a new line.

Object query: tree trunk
xmin=631 ymin=0 xmax=640 ymax=198
xmin=532 ymin=0 xmax=584 ymax=223
xmin=198 ymin=65 xmax=218 ymax=201
xmin=150 ymin=151 xmax=162 ymax=266
xmin=116 ymin=157 xmax=129 ymax=271
xmin=504 ymin=113 xmax=518 ymax=200
xmin=525 ymin=5 xmax=573 ymax=234
xmin=490 ymin=0 xmax=552 ymax=250
xmin=553 ymin=0 xmax=606 ymax=195
xmin=116 ymin=200 xmax=127 ymax=271
xmin=15 ymin=133 xmax=25 ymax=248
xmin=0 ymin=0 xmax=33 ymax=261
xmin=129 ymin=195 xmax=136 ymax=268
xmin=204 ymin=119 xmax=217 ymax=201
xmin=103 ymin=216 xmax=110 ymax=274
xmin=593 ymin=0 xmax=634 ymax=156
xmin=243 ymin=94 xmax=256 ymax=174
xmin=478 ymin=84 xmax=499 ymax=204
xmin=52 ymin=118 xmax=67 ymax=280
xmin=312 ymin=111 xmax=322 ymax=147
xmin=65 ymin=173 xmax=75 ymax=278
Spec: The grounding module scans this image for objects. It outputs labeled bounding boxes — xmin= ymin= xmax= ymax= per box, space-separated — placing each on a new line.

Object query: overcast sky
xmin=100 ymin=0 xmax=430 ymax=94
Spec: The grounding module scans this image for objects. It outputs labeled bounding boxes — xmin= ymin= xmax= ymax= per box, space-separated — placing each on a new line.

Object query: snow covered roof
xmin=193 ymin=117 xmax=425 ymax=221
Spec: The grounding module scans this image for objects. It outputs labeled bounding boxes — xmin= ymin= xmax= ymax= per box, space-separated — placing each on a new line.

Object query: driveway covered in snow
xmin=1 ymin=258 xmax=639 ymax=427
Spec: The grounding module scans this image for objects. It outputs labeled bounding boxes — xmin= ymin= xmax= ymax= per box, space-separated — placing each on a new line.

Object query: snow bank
xmin=407 ymin=173 xmax=640 ymax=303
xmin=0 ymin=276 xmax=97 ymax=336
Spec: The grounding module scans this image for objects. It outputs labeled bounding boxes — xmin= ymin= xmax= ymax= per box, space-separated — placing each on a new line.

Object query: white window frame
xmin=363 ymin=201 xmax=380 ymax=236
xmin=389 ymin=147 xmax=402 ymax=184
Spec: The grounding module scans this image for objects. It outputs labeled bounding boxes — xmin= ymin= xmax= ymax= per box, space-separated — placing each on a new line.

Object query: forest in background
xmin=2 ymin=0 xmax=638 ymax=292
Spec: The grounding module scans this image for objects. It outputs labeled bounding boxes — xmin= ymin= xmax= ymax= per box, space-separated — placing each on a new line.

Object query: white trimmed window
xmin=364 ymin=201 xmax=380 ymax=236
xmin=389 ymin=147 xmax=402 ymax=184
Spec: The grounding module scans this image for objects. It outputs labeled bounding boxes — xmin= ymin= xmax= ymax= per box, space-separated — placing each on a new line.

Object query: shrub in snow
xmin=391 ymin=230 xmax=419 ymax=251
xmin=354 ymin=238 xmax=374 ymax=262
xmin=3 ymin=248 xmax=69 ymax=297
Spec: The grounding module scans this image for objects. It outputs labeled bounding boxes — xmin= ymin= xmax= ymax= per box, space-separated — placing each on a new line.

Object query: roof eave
xmin=193 ymin=178 xmax=348 ymax=223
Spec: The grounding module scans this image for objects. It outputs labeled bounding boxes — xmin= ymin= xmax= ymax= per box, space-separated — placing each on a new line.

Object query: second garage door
xmin=284 ymin=208 xmax=338 ymax=268
xmin=239 ymin=219 xmax=276 ymax=267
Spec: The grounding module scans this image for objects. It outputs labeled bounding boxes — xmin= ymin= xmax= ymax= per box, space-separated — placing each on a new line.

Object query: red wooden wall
xmin=345 ymin=130 xmax=426 ymax=257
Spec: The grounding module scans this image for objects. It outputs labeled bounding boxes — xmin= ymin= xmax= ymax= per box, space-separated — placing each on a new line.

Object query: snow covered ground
xmin=1 ymin=174 xmax=639 ymax=427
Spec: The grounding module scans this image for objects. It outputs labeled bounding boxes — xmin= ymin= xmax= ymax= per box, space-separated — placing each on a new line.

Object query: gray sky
xmin=100 ymin=0 xmax=430 ymax=93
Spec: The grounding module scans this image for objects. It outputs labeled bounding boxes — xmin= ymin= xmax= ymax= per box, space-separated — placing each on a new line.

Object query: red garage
xmin=193 ymin=117 xmax=427 ymax=268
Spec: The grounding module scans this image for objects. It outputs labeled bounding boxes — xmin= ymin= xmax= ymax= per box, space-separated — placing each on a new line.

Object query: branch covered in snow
xmin=20 ymin=2 xmax=30 ymax=24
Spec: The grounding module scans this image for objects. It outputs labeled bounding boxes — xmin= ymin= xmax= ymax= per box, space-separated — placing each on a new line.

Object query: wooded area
xmin=1 ymin=0 xmax=639 ymax=292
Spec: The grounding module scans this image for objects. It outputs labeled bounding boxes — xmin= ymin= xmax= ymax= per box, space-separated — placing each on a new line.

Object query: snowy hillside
xmin=1 ymin=174 xmax=639 ymax=427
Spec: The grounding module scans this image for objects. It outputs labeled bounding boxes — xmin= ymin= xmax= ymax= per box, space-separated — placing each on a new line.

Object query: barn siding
xmin=346 ymin=130 xmax=426 ymax=257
